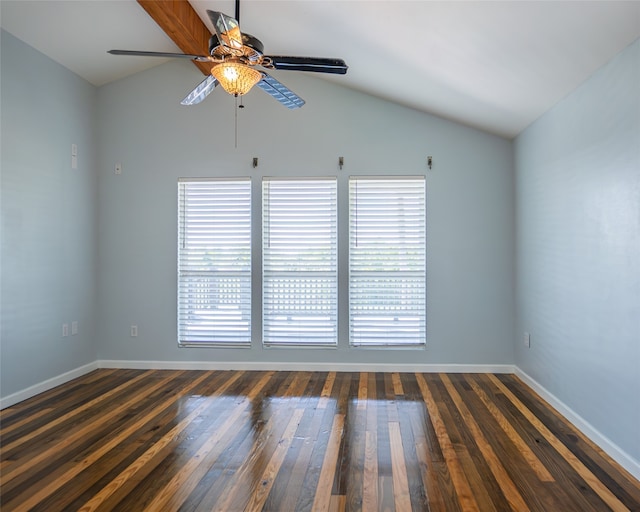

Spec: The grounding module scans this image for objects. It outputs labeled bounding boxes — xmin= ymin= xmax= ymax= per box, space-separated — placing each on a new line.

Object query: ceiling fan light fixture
xmin=211 ymin=61 xmax=262 ymax=96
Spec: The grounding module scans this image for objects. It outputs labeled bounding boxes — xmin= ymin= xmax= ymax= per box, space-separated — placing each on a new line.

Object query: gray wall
xmin=515 ymin=39 xmax=640 ymax=463
xmin=1 ymin=30 xmax=98 ymax=397
xmin=96 ymin=58 xmax=515 ymax=366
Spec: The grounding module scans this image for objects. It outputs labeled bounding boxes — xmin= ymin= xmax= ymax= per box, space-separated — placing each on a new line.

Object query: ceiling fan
xmin=108 ymin=5 xmax=348 ymax=109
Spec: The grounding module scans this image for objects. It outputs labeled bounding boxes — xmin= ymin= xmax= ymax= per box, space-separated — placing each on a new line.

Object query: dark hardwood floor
xmin=1 ymin=370 xmax=639 ymax=511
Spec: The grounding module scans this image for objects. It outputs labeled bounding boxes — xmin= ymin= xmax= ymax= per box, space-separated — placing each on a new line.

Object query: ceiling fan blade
xmin=181 ymin=75 xmax=219 ymax=106
xmin=108 ymin=49 xmax=213 ymax=62
xmin=207 ymin=10 xmax=244 ymax=53
xmin=256 ymin=73 xmax=305 ymax=109
xmin=266 ymin=56 xmax=348 ymax=74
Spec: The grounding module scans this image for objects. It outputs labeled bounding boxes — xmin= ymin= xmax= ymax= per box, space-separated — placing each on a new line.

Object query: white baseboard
xmin=514 ymin=367 xmax=640 ymax=482
xmin=98 ymin=360 xmax=516 ymax=374
xmin=0 ymin=361 xmax=99 ymax=409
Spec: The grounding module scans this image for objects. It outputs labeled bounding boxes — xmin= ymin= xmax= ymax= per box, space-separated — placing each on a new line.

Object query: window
xmin=177 ymin=175 xmax=426 ymax=349
xmin=262 ymin=178 xmax=338 ymax=347
xmin=349 ymin=177 xmax=426 ymax=346
xmin=177 ymin=178 xmax=252 ymax=347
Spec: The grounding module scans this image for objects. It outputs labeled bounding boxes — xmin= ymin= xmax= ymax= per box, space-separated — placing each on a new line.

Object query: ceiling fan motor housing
xmin=209 ymin=34 xmax=264 ymax=57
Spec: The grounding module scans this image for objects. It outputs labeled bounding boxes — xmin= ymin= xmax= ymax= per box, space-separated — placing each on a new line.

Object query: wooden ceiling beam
xmin=137 ymin=0 xmax=211 ymax=76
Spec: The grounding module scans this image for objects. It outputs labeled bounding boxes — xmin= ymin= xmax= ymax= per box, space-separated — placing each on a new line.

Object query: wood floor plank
xmin=76 ymin=371 xmax=266 ymax=512
xmin=389 ymin=421 xmax=412 ymax=511
xmin=336 ymin=406 xmax=360 ymax=508
xmin=318 ymin=371 xmax=336 ymax=409
xmin=464 ymin=374 xmax=555 ymax=482
xmin=397 ymin=401 xmax=429 ymax=510
xmin=1 ymin=370 xmax=150 ymax=453
xmin=374 ymin=373 xmax=396 ymax=512
xmin=1 ymin=370 xmax=638 ymax=512
xmin=269 ymin=401 xmax=327 ymax=511
xmin=65 ymin=374 xmax=236 ymax=512
xmin=360 ymin=375 xmax=379 ymax=512
xmin=244 ymin=408 xmax=305 ymax=512
xmin=480 ymin=374 xmax=605 ymax=511
xmin=455 ymin=375 xmax=561 ymax=512
xmin=408 ymin=404 xmax=451 ymax=512
xmin=440 ymin=374 xmax=529 ymax=512
xmin=392 ymin=372 xmax=404 ymax=396
xmin=311 ymin=413 xmax=345 ymax=512
xmin=0 ymin=370 xmax=141 ymax=452
xmin=487 ymin=374 xmax=631 ymax=512
xmin=76 ymin=406 xmax=225 ymax=509
xmin=187 ymin=416 xmax=258 ymax=512
xmin=0 ymin=369 xmax=118 ymax=423
xmin=0 ymin=407 xmax=54 ymax=436
xmin=2 ymin=371 xmax=217 ymax=512
xmin=294 ymin=377 xmax=346 ymax=512
xmin=429 ymin=375 xmax=501 ymax=512
xmin=144 ymin=397 xmax=262 ymax=511
xmin=1 ymin=370 xmax=181 ymax=487
xmin=415 ymin=373 xmax=481 ymax=512
xmin=208 ymin=373 xmax=301 ymax=512
xmin=500 ymin=374 xmax=640 ymax=508
xmin=260 ymin=373 xmax=327 ymax=510
xmin=357 ymin=371 xmax=368 ymax=410
xmin=362 ymin=430 xmax=379 ymax=512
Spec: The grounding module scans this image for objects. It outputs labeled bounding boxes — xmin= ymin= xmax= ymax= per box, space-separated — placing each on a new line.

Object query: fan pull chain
xmin=234 ymin=95 xmax=245 ymax=149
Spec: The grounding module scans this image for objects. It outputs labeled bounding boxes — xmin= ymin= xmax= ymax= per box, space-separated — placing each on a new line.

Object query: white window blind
xmin=178 ymin=178 xmax=251 ymax=347
xmin=262 ymin=178 xmax=337 ymax=347
xmin=349 ymin=177 xmax=426 ymax=346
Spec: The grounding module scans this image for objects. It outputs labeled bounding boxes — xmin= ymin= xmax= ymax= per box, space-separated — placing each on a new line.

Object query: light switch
xmin=71 ymin=144 xmax=78 ymax=169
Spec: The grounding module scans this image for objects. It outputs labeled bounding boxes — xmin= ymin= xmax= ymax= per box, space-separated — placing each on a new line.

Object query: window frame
xmin=177 ymin=177 xmax=252 ymax=348
xmin=348 ymin=175 xmax=427 ymax=348
xmin=261 ymin=176 xmax=338 ymax=348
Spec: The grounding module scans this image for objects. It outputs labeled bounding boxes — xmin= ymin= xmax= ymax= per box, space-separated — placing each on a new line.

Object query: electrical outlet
xmin=62 ymin=323 xmax=69 ymax=337
xmin=71 ymin=321 xmax=78 ymax=335
xmin=524 ymin=332 xmax=531 ymax=348
xmin=130 ymin=325 xmax=138 ymax=337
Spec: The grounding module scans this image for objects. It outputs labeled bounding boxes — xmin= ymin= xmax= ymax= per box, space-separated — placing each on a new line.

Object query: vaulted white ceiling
xmin=2 ymin=0 xmax=639 ymax=138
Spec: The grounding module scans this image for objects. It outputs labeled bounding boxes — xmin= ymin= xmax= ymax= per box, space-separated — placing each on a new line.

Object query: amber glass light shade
xmin=211 ymin=62 xmax=262 ymax=96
